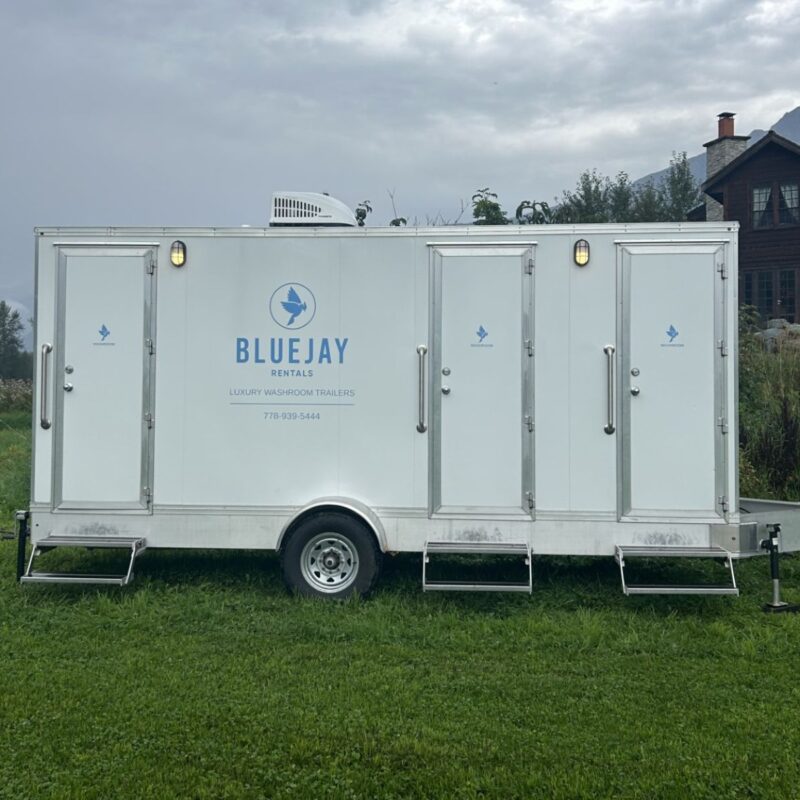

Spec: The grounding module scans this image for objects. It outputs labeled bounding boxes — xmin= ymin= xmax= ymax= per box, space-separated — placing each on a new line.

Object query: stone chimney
xmin=703 ymin=112 xmax=749 ymax=221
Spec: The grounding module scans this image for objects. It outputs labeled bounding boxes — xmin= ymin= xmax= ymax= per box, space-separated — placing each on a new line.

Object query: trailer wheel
xmin=281 ymin=512 xmax=382 ymax=598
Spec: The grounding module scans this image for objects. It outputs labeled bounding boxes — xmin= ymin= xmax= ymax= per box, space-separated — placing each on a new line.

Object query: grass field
xmin=2 ymin=411 xmax=800 ymax=799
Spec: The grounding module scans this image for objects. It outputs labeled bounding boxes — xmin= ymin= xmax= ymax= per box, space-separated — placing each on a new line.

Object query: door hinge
xmin=524 ymin=339 xmax=534 ymax=357
xmin=144 ymin=412 xmax=154 ymax=429
xmin=717 ymin=416 xmax=728 ymax=435
xmin=525 ymin=492 xmax=535 ymax=510
xmin=144 ymin=487 xmax=153 ymax=504
xmin=525 ymin=257 xmax=534 ymax=275
xmin=717 ymin=339 xmax=728 ymax=357
xmin=718 ymin=495 xmax=729 ymax=513
xmin=717 ymin=261 xmax=727 ymax=279
xmin=524 ymin=415 xmax=534 ymax=432
xmin=147 ymin=256 xmax=156 ymax=275
xmin=145 ymin=338 xmax=156 ymax=355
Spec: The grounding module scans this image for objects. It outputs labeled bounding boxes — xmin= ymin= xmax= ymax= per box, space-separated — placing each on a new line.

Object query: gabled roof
xmin=702 ymin=131 xmax=800 ymax=200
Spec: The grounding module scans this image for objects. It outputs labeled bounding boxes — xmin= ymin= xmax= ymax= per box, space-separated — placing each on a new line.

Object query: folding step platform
xmin=614 ymin=545 xmax=738 ymax=596
xmin=423 ymin=541 xmax=532 ymax=593
xmin=21 ymin=536 xmax=147 ymax=586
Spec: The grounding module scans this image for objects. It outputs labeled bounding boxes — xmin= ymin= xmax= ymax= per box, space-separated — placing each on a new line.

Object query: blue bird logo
xmin=666 ymin=324 xmax=679 ymax=343
xmin=99 ymin=324 xmax=110 ymax=341
xmin=280 ymin=287 xmax=307 ymax=327
xmin=477 ymin=325 xmax=488 ymax=343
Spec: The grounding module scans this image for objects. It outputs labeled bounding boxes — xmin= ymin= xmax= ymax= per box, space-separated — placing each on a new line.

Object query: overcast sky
xmin=2 ymin=0 xmax=799 ymax=328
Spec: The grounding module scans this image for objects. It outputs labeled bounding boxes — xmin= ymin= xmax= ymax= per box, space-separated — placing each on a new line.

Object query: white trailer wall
xmin=30 ymin=223 xmax=739 ymax=556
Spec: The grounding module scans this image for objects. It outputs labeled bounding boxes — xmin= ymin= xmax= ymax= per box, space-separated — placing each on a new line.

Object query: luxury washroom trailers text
xmin=24 ymin=193 xmax=784 ymax=596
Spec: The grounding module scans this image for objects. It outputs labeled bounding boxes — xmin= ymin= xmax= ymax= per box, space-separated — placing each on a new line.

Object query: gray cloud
xmin=2 ymin=0 xmax=799 ymax=312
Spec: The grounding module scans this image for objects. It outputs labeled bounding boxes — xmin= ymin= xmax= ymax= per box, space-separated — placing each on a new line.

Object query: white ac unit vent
xmin=269 ymin=192 xmax=357 ymax=227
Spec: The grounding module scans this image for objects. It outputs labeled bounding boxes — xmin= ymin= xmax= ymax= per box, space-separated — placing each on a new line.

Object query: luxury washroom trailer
xmin=20 ymin=192 xmax=800 ymax=596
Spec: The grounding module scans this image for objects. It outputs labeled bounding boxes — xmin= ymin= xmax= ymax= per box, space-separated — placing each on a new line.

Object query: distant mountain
xmin=635 ymin=105 xmax=800 ymax=188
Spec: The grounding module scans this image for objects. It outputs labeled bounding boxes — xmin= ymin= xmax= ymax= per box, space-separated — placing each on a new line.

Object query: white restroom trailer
xmin=21 ymin=193 xmax=797 ymax=596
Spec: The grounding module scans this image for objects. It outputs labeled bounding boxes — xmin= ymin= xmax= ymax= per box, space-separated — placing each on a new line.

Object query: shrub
xmin=739 ymin=308 xmax=800 ymax=500
xmin=0 ymin=379 xmax=33 ymax=413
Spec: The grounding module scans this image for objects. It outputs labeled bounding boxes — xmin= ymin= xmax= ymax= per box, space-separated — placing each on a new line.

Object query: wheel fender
xmin=277 ymin=497 xmax=387 ymax=553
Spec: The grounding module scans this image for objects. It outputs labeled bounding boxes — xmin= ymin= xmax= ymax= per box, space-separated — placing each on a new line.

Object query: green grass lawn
xmin=2 ymin=411 xmax=800 ymax=799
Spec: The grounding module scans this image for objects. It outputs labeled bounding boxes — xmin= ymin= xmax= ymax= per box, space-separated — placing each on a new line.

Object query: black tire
xmin=281 ymin=512 xmax=382 ymax=599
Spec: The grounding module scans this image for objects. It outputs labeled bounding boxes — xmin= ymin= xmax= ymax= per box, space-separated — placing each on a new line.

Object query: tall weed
xmin=739 ymin=307 xmax=800 ymax=499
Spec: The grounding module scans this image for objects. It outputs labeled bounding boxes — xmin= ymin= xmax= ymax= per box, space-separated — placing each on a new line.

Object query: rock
xmin=756 ymin=328 xmax=784 ymax=352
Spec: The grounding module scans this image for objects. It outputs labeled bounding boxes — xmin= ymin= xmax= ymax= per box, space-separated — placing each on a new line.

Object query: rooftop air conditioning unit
xmin=269 ymin=192 xmax=357 ymax=227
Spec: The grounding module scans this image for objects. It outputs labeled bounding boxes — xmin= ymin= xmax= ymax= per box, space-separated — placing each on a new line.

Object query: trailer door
xmin=618 ymin=241 xmax=728 ymax=521
xmin=430 ymin=245 xmax=534 ymax=515
xmin=53 ymin=246 xmax=156 ymax=511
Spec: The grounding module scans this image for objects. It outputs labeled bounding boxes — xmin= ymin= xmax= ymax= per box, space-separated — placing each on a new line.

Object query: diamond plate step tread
xmin=615 ymin=545 xmax=731 ymax=561
xmin=425 ymin=541 xmax=530 ymax=555
xmin=424 ymin=581 xmax=532 ymax=593
xmin=34 ymin=536 xmax=147 ymax=551
xmin=625 ymin=585 xmax=740 ymax=596
xmin=20 ymin=573 xmax=128 ymax=586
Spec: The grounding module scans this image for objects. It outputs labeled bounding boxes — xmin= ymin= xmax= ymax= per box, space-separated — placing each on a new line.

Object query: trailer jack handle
xmin=761 ymin=524 xmax=799 ymax=614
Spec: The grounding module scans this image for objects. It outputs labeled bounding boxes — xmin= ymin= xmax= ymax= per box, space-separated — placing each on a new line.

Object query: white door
xmin=431 ymin=246 xmax=533 ymax=515
xmin=54 ymin=247 xmax=155 ymax=510
xmin=619 ymin=242 xmax=727 ymax=520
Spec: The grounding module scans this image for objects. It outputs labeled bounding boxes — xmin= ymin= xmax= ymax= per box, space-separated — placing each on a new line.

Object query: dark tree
xmin=607 ymin=172 xmax=636 ymax=222
xmin=472 ymin=188 xmax=509 ymax=225
xmin=662 ymin=151 xmax=701 ymax=221
xmin=556 ymin=170 xmax=610 ymax=223
xmin=0 ymin=300 xmax=30 ymax=378
xmin=631 ymin=181 xmax=667 ymax=222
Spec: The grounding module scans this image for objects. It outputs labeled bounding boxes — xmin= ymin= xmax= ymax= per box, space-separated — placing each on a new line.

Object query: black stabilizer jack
xmin=16 ymin=510 xmax=29 ymax=582
xmin=761 ymin=523 xmax=800 ymax=614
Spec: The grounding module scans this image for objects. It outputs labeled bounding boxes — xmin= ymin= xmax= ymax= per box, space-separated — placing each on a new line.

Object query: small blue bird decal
xmin=99 ymin=324 xmax=110 ymax=341
xmin=281 ymin=287 xmax=307 ymax=326
xmin=666 ymin=324 xmax=678 ymax=343
xmin=477 ymin=325 xmax=488 ymax=343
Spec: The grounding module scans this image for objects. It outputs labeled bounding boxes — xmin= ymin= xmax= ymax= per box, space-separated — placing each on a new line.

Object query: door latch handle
xmin=630 ymin=386 xmax=640 ymax=396
xmin=441 ymin=386 xmax=451 ymax=395
xmin=416 ymin=345 xmax=428 ymax=433
xmin=40 ymin=343 xmax=53 ymax=429
xmin=63 ymin=383 xmax=74 ymax=393
xmin=603 ymin=345 xmax=615 ymax=434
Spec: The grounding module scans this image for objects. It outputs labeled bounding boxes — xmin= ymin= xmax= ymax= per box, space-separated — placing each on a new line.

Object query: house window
xmin=743 ymin=268 xmax=799 ymax=323
xmin=779 ymin=269 xmax=796 ymax=321
xmin=752 ymin=181 xmax=800 ymax=228
xmin=752 ymin=185 xmax=773 ymax=228
xmin=757 ymin=271 xmax=774 ymax=318
xmin=741 ymin=272 xmax=754 ymax=307
xmin=779 ymin=182 xmax=800 ymax=225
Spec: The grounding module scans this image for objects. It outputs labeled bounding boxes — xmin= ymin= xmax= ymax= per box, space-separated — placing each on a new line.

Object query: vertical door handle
xmin=40 ymin=343 xmax=53 ymax=429
xmin=603 ymin=344 xmax=615 ymax=435
xmin=416 ymin=345 xmax=428 ymax=433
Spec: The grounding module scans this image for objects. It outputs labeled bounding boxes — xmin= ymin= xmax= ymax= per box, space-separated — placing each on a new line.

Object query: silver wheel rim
xmin=300 ymin=532 xmax=360 ymax=593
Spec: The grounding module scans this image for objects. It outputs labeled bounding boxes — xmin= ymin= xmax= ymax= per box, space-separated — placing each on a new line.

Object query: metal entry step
xmin=614 ymin=545 xmax=738 ymax=596
xmin=21 ymin=536 xmax=147 ymax=586
xmin=423 ymin=541 xmax=532 ymax=593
